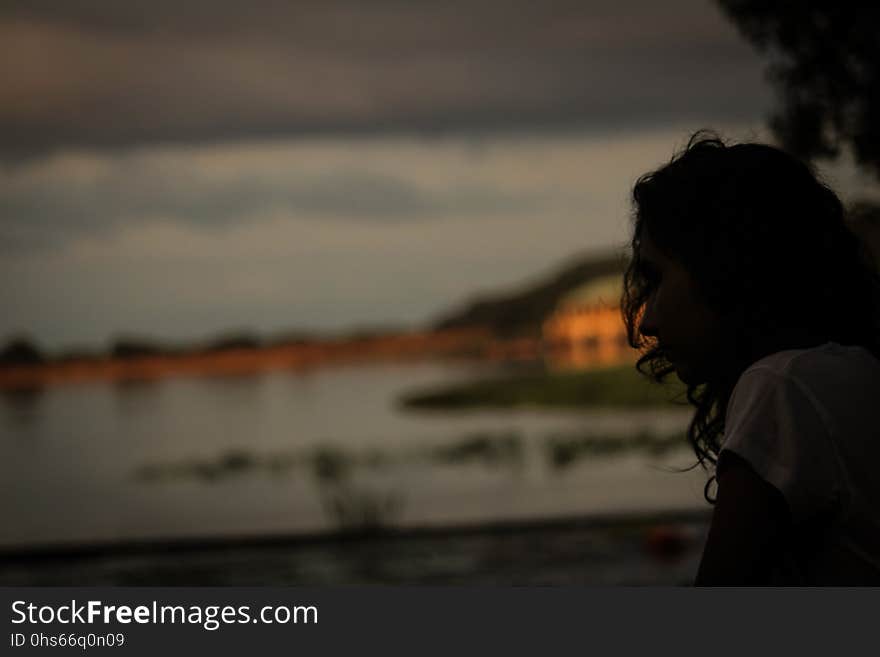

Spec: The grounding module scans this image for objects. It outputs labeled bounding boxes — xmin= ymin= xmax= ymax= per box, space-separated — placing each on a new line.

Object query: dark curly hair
xmin=622 ymin=131 xmax=880 ymax=502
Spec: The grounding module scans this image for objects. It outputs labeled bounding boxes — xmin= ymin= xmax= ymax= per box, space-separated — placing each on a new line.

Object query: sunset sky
xmin=1 ymin=1 xmax=872 ymax=350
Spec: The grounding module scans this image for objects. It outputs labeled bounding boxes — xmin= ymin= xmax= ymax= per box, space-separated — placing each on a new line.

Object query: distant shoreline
xmin=0 ymin=327 xmax=546 ymax=390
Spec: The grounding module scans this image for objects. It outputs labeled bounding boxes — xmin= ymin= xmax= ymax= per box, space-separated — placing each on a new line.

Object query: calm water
xmin=0 ymin=361 xmax=707 ymax=548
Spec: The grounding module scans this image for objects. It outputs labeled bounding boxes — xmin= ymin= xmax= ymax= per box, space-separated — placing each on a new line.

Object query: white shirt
xmin=719 ymin=341 xmax=880 ymax=584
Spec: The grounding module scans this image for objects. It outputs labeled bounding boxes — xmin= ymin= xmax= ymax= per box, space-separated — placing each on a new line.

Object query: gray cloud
xmin=0 ymin=157 xmax=541 ymax=251
xmin=0 ymin=0 xmax=771 ymax=159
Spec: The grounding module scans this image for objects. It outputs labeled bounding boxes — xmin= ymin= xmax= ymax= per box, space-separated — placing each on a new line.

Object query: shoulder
xmin=730 ymin=342 xmax=880 ymax=431
xmin=741 ymin=341 xmax=880 ymax=388
xmin=726 ymin=353 xmax=829 ymax=436
xmin=721 ymin=343 xmax=859 ymax=524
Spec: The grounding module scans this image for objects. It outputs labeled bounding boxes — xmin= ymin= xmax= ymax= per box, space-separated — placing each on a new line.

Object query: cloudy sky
xmin=1 ymin=0 xmax=869 ymax=350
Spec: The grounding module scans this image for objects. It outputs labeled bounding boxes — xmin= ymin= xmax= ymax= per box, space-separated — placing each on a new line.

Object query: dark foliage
xmin=0 ymin=337 xmax=45 ymax=366
xmin=718 ymin=1 xmax=880 ymax=178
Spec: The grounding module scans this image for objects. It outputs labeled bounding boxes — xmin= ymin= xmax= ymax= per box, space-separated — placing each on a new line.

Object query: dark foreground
xmin=0 ymin=510 xmax=709 ymax=586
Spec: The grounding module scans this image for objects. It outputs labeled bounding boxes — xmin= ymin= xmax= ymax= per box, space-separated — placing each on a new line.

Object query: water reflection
xmin=112 ymin=377 xmax=162 ymax=418
xmin=1 ymin=361 xmax=702 ymax=549
xmin=133 ymin=427 xmax=687 ymax=484
xmin=311 ymin=445 xmax=405 ymax=532
xmin=1 ymin=385 xmax=45 ymax=429
xmin=545 ymin=431 xmax=685 ymax=470
xmin=135 ymin=448 xmax=295 ymax=483
xmin=429 ymin=432 xmax=523 ymax=468
xmin=195 ymin=370 xmax=269 ymax=407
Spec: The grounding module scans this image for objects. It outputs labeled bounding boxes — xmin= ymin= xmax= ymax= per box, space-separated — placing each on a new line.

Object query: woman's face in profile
xmin=636 ymin=233 xmax=727 ymax=384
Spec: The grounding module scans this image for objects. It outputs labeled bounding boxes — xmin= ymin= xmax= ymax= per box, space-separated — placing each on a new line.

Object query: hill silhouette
xmin=430 ymin=250 xmax=626 ymax=338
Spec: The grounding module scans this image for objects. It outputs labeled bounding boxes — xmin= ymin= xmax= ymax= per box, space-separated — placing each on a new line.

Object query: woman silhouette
xmin=623 ymin=132 xmax=880 ymax=585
